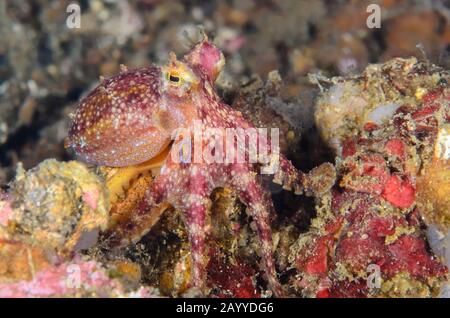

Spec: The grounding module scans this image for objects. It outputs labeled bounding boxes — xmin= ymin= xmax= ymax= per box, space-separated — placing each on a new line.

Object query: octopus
xmin=66 ymin=37 xmax=332 ymax=296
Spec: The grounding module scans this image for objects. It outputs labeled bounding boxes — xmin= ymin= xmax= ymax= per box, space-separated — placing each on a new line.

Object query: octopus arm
xmin=227 ymin=105 xmax=311 ymax=194
xmin=227 ymin=164 xmax=284 ymax=296
xmin=181 ymin=172 xmax=211 ymax=293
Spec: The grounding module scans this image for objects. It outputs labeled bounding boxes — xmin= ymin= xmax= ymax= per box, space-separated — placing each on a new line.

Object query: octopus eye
xmin=169 ymin=74 xmax=180 ymax=82
xmin=167 ymin=71 xmax=183 ymax=85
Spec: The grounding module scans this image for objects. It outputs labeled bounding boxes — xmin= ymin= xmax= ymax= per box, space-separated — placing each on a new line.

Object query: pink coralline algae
xmin=291 ymin=58 xmax=449 ymax=297
xmin=0 ymin=161 xmax=159 ymax=298
xmin=0 ymin=257 xmax=157 ymax=298
xmin=66 ymin=37 xmax=335 ymax=296
xmin=0 ymin=192 xmax=13 ymax=227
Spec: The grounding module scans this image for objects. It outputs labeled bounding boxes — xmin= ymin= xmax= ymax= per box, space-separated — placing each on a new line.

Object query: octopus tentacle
xmin=274 ymin=155 xmax=305 ymax=194
xmin=181 ymin=168 xmax=211 ymax=293
xmin=229 ymin=106 xmax=305 ymax=194
xmin=229 ymin=166 xmax=284 ymax=297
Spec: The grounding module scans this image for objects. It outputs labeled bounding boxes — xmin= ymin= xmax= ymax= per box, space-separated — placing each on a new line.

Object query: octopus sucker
xmin=66 ymin=38 xmax=334 ymax=296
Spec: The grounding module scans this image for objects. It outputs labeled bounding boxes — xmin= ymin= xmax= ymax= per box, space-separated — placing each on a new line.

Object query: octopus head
xmin=160 ymin=39 xmax=225 ymax=108
xmin=66 ymin=40 xmax=225 ymax=168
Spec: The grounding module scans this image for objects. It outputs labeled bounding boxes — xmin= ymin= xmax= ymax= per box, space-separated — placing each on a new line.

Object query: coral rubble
xmin=0 ymin=160 xmax=156 ymax=297
xmin=291 ymin=58 xmax=450 ymax=297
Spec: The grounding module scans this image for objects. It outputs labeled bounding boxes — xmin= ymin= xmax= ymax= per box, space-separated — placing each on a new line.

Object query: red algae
xmin=292 ymin=58 xmax=450 ymax=298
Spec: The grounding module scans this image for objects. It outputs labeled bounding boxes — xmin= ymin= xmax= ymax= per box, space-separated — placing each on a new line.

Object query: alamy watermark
xmin=366 ymin=4 xmax=381 ymax=29
xmin=367 ymin=264 xmax=381 ymax=289
xmin=63 ymin=264 xmax=82 ymax=289
xmin=66 ymin=3 xmax=81 ymax=29
xmin=170 ymin=120 xmax=280 ymax=175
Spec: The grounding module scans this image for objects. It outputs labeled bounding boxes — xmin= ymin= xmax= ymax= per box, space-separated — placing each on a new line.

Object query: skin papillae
xmin=66 ymin=39 xmax=317 ymax=297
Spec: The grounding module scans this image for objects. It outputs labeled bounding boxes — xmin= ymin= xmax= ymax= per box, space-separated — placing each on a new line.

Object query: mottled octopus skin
xmin=67 ymin=40 xmax=304 ymax=296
